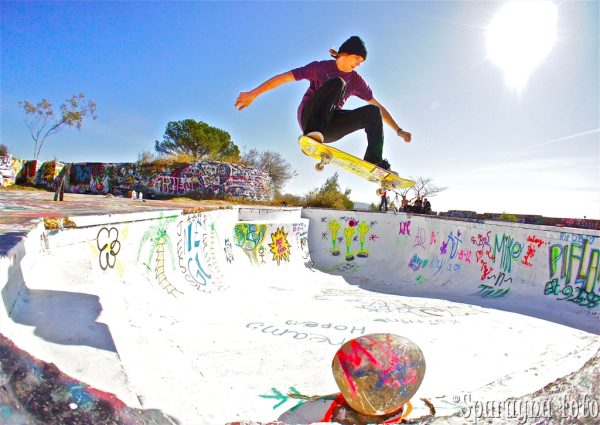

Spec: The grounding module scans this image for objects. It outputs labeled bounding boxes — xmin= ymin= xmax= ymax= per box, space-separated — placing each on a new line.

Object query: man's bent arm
xmin=369 ymin=98 xmax=412 ymax=143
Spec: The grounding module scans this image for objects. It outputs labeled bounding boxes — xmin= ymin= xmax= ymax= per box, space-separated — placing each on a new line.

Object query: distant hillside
xmin=353 ymin=201 xmax=371 ymax=211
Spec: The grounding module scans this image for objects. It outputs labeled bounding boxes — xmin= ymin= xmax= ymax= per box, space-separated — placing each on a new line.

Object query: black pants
xmin=301 ymin=77 xmax=384 ymax=162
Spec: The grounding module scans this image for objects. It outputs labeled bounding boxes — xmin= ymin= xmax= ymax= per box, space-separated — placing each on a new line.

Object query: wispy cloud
xmin=498 ymin=128 xmax=600 ymax=158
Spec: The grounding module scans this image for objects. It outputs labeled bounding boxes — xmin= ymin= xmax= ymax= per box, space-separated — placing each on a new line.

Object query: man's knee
xmin=365 ymin=104 xmax=382 ymax=119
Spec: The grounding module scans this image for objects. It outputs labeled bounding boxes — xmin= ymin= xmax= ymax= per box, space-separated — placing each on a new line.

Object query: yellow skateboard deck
xmin=298 ymin=135 xmax=415 ymax=194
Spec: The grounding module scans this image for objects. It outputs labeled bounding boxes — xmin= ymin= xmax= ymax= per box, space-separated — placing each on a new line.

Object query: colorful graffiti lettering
xmin=429 ymin=255 xmax=461 ymax=276
xmin=285 ymin=320 xmax=366 ymax=334
xmin=549 ymin=240 xmax=599 ymax=293
xmin=246 ymin=322 xmax=346 ymax=345
xmin=399 ymin=220 xmax=411 ymax=236
xmin=547 ymin=240 xmax=599 ymax=309
xmin=474 ymin=284 xmax=510 ymax=299
xmin=456 ymin=249 xmax=472 ymax=264
xmin=493 ymin=233 xmax=524 ymax=273
xmin=441 ymin=230 xmax=462 ymax=259
xmin=177 ymin=214 xmax=224 ymax=292
xmin=181 ymin=215 xmax=213 ymax=289
xmin=413 ymin=227 xmax=426 ymax=249
xmin=430 ymin=231 xmax=438 ymax=245
xmin=480 ymin=261 xmax=494 ymax=280
xmin=471 ymin=232 xmax=491 ymax=248
xmin=269 ymin=227 xmax=291 ymax=265
xmin=544 ymin=278 xmax=599 ymax=309
xmin=522 ymin=235 xmax=546 ymax=267
xmin=153 ymin=175 xmax=203 ymax=195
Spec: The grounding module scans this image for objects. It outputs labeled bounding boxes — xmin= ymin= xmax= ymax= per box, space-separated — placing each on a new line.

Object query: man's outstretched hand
xmin=235 ymin=91 xmax=256 ymax=111
xmin=399 ymin=129 xmax=412 ymax=143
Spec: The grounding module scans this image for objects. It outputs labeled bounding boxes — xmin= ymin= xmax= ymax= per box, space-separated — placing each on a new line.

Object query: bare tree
xmin=241 ymin=148 xmax=298 ymax=196
xmin=390 ymin=176 xmax=447 ymax=200
xmin=19 ymin=93 xmax=97 ymax=160
xmin=408 ymin=176 xmax=448 ymax=199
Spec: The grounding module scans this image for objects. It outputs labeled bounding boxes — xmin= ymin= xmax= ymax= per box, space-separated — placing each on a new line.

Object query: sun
xmin=486 ymin=1 xmax=558 ymax=92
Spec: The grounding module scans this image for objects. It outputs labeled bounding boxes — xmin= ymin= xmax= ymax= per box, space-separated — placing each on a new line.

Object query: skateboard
xmin=298 ymin=135 xmax=415 ymax=195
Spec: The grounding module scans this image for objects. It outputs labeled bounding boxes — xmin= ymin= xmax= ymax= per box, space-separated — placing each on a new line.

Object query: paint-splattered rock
xmin=331 ymin=333 xmax=426 ymax=416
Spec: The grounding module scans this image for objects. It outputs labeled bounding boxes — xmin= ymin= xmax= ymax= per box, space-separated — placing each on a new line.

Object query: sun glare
xmin=486 ymin=1 xmax=558 ymax=92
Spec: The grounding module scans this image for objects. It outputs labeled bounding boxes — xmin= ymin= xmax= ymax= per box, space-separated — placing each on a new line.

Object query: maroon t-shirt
xmin=291 ymin=60 xmax=374 ymax=127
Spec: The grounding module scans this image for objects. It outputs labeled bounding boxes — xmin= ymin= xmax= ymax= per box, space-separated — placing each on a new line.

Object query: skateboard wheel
xmin=315 ymin=163 xmax=325 ymax=172
xmin=376 ymin=188 xmax=385 ymax=196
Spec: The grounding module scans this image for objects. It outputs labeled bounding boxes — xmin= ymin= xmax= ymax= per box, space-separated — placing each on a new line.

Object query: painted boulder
xmin=331 ymin=333 xmax=426 ymax=416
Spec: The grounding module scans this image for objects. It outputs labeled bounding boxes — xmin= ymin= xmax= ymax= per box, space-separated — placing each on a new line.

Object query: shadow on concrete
xmin=338 ymin=274 xmax=600 ymax=335
xmin=10 ymin=286 xmax=117 ymax=352
xmin=0 ymin=230 xmax=29 ymax=256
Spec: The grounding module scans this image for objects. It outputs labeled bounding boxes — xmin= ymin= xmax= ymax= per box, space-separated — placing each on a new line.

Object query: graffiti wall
xmin=0 ymin=156 xmax=272 ymax=200
xmin=85 ymin=209 xmax=309 ymax=298
xmin=61 ymin=161 xmax=273 ymax=200
xmin=303 ymin=209 xmax=600 ymax=334
xmin=0 ymin=156 xmax=28 ymax=187
xmin=0 ymin=157 xmax=64 ymax=188
xmin=0 ymin=155 xmax=15 ymax=187
xmin=34 ymin=161 xmax=64 ymax=188
xmin=3 ymin=206 xmax=598 ymax=423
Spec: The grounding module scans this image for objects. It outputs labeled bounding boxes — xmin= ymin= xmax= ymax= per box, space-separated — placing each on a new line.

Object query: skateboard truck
xmin=315 ymin=152 xmax=333 ymax=172
xmin=376 ymin=179 xmax=400 ymax=196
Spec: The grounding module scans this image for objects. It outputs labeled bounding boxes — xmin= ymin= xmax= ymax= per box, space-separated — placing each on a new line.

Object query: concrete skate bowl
xmin=1 ymin=206 xmax=599 ymax=424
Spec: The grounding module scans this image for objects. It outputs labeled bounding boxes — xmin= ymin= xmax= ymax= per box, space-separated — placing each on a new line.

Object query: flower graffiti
xmin=96 ymin=226 xmax=121 ymax=270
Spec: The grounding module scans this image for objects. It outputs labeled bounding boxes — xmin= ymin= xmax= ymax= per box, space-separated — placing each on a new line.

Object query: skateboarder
xmin=235 ymin=36 xmax=412 ymax=171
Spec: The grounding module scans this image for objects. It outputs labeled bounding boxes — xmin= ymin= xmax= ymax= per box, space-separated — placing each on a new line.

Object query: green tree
xmin=19 ymin=93 xmax=97 ymax=160
xmin=499 ymin=212 xmax=519 ymax=223
xmin=0 ymin=144 xmax=8 ymax=156
xmin=274 ymin=193 xmax=303 ymax=206
xmin=154 ymin=119 xmax=240 ymax=161
xmin=304 ymin=172 xmax=354 ymax=210
xmin=241 ymin=148 xmax=298 ymax=196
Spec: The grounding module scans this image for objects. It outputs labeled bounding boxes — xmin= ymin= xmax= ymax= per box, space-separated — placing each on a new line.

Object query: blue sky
xmin=1 ymin=1 xmax=598 ymax=218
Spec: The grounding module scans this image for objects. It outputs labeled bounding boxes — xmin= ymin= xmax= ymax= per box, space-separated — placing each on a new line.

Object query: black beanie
xmin=338 ymin=36 xmax=367 ymax=60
